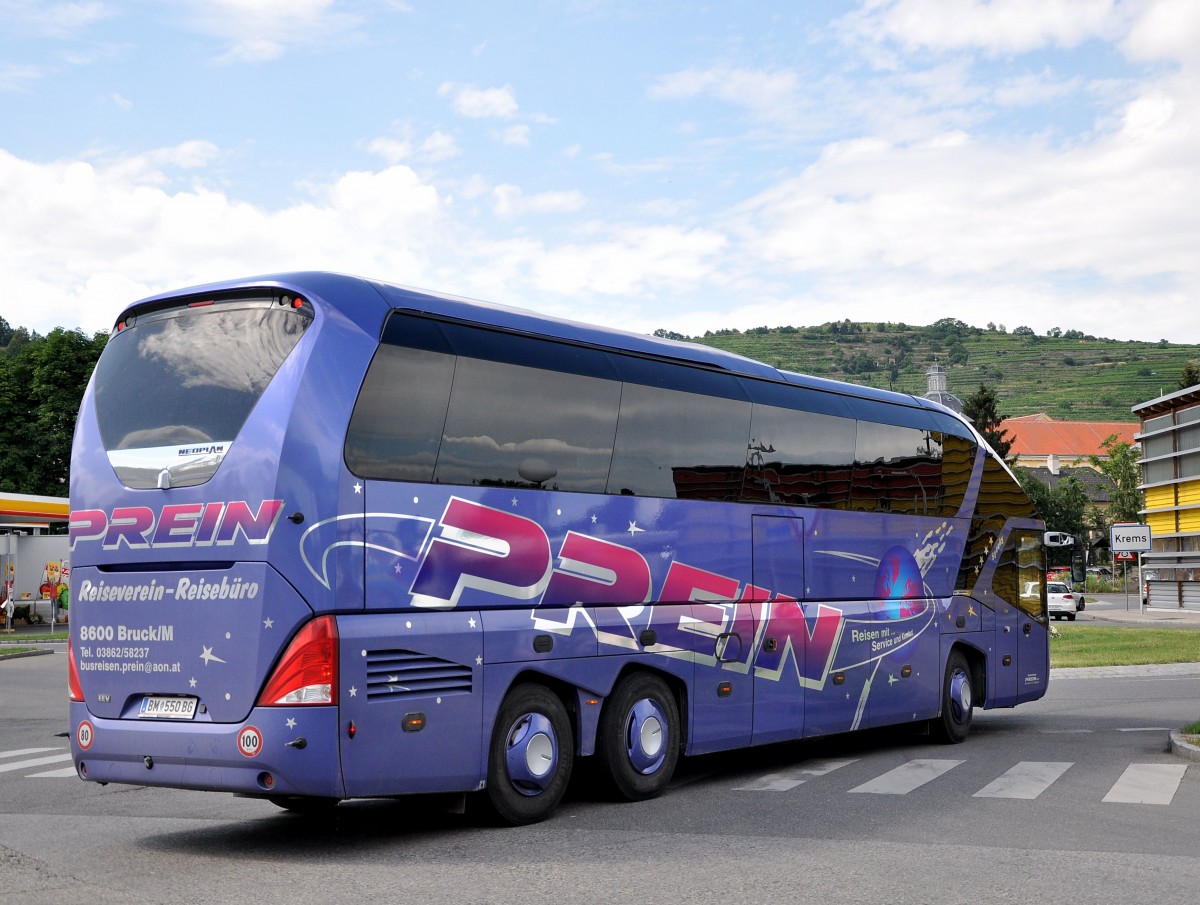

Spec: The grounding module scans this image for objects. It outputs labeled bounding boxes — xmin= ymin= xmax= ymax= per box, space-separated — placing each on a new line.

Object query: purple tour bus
xmin=67 ymin=272 xmax=1049 ymax=824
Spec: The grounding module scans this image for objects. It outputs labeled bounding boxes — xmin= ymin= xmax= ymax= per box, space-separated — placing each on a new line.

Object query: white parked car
xmin=1046 ymin=581 xmax=1078 ymax=621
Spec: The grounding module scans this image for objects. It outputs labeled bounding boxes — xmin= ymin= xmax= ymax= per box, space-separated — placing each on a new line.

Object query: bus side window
xmin=346 ymin=345 xmax=455 ymax=482
xmin=434 ymin=357 xmax=621 ymax=493
xmin=850 ymin=422 xmax=945 ymax=516
xmin=607 ymin=384 xmax=751 ymax=500
xmin=742 ymin=405 xmax=855 ymax=508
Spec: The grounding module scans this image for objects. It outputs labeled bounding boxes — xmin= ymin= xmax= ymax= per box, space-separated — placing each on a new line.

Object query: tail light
xmin=257 ymin=616 xmax=338 ymax=706
xmin=67 ymin=639 xmax=85 ymax=702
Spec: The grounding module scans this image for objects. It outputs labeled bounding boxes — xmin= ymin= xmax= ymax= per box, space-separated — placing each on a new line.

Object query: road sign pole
xmin=1138 ymin=551 xmax=1144 ymax=613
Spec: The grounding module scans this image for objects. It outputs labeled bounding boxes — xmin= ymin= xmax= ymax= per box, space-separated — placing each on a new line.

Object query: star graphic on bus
xmin=199 ymin=646 xmax=226 ymax=666
xmin=628 ymin=521 xmax=644 ymax=536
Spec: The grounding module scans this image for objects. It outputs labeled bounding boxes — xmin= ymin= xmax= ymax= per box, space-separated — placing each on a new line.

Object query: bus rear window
xmin=93 ymin=297 xmax=311 ymax=489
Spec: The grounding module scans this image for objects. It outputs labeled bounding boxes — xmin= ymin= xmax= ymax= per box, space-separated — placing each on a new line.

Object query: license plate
xmin=138 ymin=696 xmax=198 ymax=720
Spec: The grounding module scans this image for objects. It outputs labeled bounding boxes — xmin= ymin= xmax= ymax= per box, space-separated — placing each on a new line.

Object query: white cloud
xmin=0 ymin=0 xmax=111 ymax=37
xmin=365 ymin=129 xmax=460 ymax=165
xmin=497 ymin=124 xmax=531 ymax=147
xmin=650 ymin=65 xmax=800 ymax=119
xmin=842 ymin=0 xmax=1130 ymax=56
xmin=181 ymin=0 xmax=362 ymax=63
xmin=1123 ymin=0 xmax=1200 ymax=66
xmin=492 ymin=184 xmax=586 ymax=216
xmin=438 ymin=82 xmax=519 ymax=119
xmin=991 ymin=69 xmax=1084 ymax=107
xmin=0 ymin=147 xmax=451 ymax=335
xmin=0 ymin=62 xmax=43 ymax=91
xmin=527 ymin=225 xmax=727 ymax=297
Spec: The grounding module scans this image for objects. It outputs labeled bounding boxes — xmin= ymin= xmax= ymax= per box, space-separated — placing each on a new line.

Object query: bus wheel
xmin=932 ymin=650 xmax=973 ymax=744
xmin=486 ymin=684 xmax=574 ymax=825
xmin=598 ymin=673 xmax=680 ymax=801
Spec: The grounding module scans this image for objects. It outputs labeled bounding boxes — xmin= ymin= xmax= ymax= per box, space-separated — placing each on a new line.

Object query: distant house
xmin=1018 ymin=463 xmax=1118 ymax=506
xmin=999 ymin=413 xmax=1138 ymax=471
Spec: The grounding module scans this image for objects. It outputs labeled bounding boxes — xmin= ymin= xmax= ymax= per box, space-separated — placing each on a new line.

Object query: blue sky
xmin=3 ymin=0 xmax=1199 ymax=343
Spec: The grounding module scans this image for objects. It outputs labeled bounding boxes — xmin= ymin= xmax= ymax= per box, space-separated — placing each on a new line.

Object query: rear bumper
xmin=70 ymin=701 xmax=345 ymax=798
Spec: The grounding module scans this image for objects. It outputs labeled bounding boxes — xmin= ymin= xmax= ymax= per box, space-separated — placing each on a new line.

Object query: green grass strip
xmin=1051 ymin=625 xmax=1200 ymax=669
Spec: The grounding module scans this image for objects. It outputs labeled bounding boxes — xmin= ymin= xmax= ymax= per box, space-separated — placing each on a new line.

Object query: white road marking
xmin=973 ymin=762 xmax=1073 ymax=799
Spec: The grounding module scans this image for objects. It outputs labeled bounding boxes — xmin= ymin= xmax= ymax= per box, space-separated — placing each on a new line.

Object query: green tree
xmin=0 ymin=327 xmax=107 ymax=496
xmin=1016 ymin=469 xmax=1090 ymax=540
xmin=1180 ymin=361 xmax=1200 ymax=390
xmin=1089 ymin=434 xmax=1143 ymax=527
xmin=961 ymin=384 xmax=1013 ymax=461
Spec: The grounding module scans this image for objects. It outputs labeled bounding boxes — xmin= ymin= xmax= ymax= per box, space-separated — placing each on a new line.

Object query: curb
xmin=1170 ymin=731 xmax=1200 ymax=763
xmin=0 ymin=648 xmax=57 ymax=661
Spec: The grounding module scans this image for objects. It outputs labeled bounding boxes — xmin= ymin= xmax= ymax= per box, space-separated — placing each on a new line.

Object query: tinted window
xmin=434 ymin=356 xmax=620 ymax=491
xmin=850 ymin=422 xmax=945 ymax=515
xmin=742 ymin=405 xmax=855 ymax=507
xmin=94 ymin=300 xmax=311 ymax=488
xmin=939 ymin=433 xmax=975 ymax=515
xmin=958 ymin=456 xmax=1040 ymax=592
xmin=347 ymin=312 xmax=985 ymax=517
xmin=608 ymin=384 xmax=751 ymax=500
xmin=346 ymin=345 xmax=454 ymax=482
xmin=994 ymin=530 xmax=1047 ymax=622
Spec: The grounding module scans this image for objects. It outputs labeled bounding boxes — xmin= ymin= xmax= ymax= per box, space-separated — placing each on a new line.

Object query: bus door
xmin=1014 ymin=530 xmax=1050 ymax=703
xmin=989 ymin=528 xmax=1048 ymax=707
xmin=750 ymin=515 xmax=808 ymax=746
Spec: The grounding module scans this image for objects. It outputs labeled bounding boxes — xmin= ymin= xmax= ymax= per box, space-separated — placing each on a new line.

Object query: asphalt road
xmin=3 ymin=650 xmax=1199 ymax=905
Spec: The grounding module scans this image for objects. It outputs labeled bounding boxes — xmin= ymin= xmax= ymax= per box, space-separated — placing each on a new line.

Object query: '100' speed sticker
xmin=237 ymin=725 xmax=262 ymax=758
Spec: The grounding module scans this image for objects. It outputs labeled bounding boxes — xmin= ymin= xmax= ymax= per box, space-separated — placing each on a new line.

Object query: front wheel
xmin=931 ymin=650 xmax=973 ymax=744
xmin=597 ymin=673 xmax=680 ymax=801
xmin=486 ymin=684 xmax=574 ymax=825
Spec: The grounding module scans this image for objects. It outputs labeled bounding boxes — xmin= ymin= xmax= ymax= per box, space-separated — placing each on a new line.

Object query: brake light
xmin=257 ymin=616 xmax=338 ymax=706
xmin=67 ymin=639 xmax=84 ymax=702
xmin=1063 ymin=593 xmax=1073 ymax=600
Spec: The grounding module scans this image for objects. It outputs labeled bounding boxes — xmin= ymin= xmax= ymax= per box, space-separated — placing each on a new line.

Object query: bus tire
xmin=597 ymin=673 xmax=680 ymax=801
xmin=932 ymin=650 xmax=973 ymax=744
xmin=486 ymin=684 xmax=574 ymax=825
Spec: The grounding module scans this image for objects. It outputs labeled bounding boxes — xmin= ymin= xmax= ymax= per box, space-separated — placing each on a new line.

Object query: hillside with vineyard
xmin=660 ymin=319 xmax=1200 ymax=422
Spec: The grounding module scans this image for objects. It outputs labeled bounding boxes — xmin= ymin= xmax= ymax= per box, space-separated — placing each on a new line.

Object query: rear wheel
xmin=931 ymin=650 xmax=973 ymax=744
xmin=486 ymin=684 xmax=573 ymax=825
xmin=597 ymin=673 xmax=680 ymax=801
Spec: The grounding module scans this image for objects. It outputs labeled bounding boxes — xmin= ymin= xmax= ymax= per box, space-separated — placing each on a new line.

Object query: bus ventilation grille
xmin=364 ymin=649 xmax=474 ymax=700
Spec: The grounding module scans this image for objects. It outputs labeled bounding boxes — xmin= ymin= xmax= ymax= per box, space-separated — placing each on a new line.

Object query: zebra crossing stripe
xmin=973 ymin=761 xmax=1073 ymax=799
xmin=849 ymin=759 xmax=963 ymax=795
xmin=735 ymin=758 xmax=858 ymax=792
xmin=0 ymin=752 xmax=73 ymax=774
xmin=26 ymin=766 xmax=79 ymax=778
xmin=0 ymin=747 xmax=59 ymax=760
xmin=1102 ymin=764 xmax=1189 ymax=805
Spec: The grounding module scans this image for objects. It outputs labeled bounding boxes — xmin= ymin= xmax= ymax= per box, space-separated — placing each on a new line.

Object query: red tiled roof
xmin=999 ymin=415 xmax=1138 ymax=457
